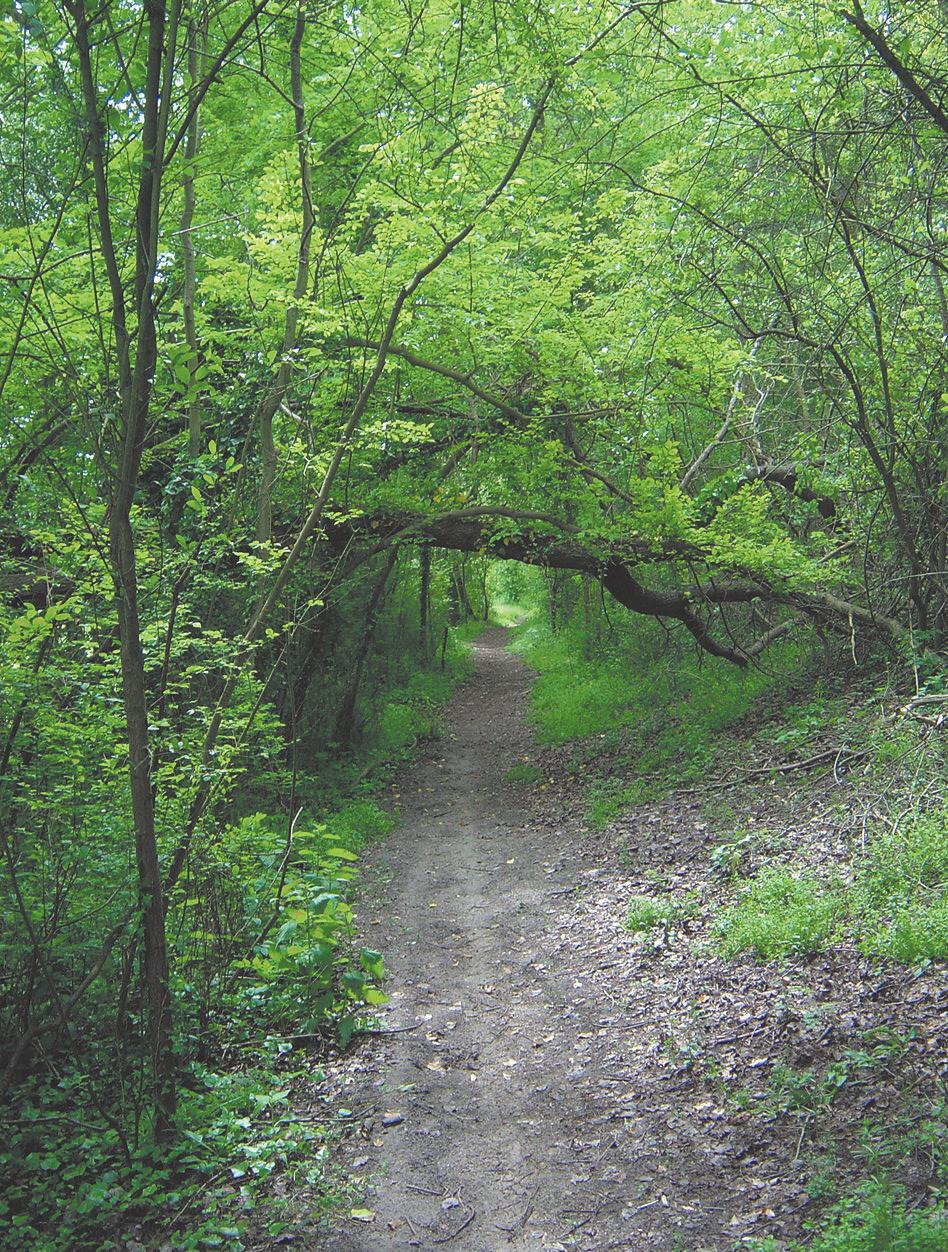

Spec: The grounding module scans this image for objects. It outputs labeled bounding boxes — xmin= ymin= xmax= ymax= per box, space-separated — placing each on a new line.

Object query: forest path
xmin=309 ymin=627 xmax=867 ymax=1251
xmin=319 ymin=627 xmax=643 ymax=1250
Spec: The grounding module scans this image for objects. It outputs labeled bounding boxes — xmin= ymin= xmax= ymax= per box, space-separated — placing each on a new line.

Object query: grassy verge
xmin=509 ymin=612 xmax=812 ymax=825
xmin=713 ymin=805 xmax=948 ymax=964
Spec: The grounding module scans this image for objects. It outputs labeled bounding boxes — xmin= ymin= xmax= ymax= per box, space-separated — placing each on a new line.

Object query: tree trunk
xmin=74 ymin=0 xmax=178 ymax=1141
xmin=256 ymin=9 xmax=313 ymax=541
xmin=419 ymin=546 xmax=431 ymax=657
xmin=334 ymin=551 xmax=398 ymax=747
xmin=182 ymin=13 xmax=206 ymax=457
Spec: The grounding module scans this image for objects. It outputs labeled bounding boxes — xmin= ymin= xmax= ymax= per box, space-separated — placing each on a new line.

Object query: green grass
xmin=510 ymin=616 xmax=809 ymax=825
xmin=751 ymin=1181 xmax=947 ymax=1251
xmin=714 ymin=868 xmax=843 ymax=959
xmin=854 ymin=807 xmax=948 ymax=962
xmin=624 ymin=894 xmax=693 ymax=932
xmin=712 ymin=807 xmax=948 ymax=965
xmin=488 ymin=597 xmax=528 ymax=627
xmin=505 ymin=761 xmax=543 ymax=783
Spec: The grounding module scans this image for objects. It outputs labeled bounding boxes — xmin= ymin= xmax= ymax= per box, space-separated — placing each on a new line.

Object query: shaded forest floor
xmin=260 ymin=629 xmax=945 ymax=1251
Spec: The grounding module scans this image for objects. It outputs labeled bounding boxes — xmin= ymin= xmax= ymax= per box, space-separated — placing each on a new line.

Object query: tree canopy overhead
xmin=4 ymin=0 xmax=946 ymax=661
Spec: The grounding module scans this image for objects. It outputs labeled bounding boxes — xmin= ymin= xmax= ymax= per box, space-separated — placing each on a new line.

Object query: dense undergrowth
xmin=500 ymin=565 xmax=947 ymax=1250
xmin=0 ymin=586 xmax=477 ymax=1251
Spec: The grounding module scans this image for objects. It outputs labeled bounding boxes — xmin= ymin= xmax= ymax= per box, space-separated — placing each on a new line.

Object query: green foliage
xmin=5 ymin=0 xmax=948 ymax=1239
xmin=865 ymin=898 xmax=948 ymax=963
xmin=510 ymin=582 xmax=809 ymax=825
xmin=709 ymin=827 xmax=761 ymax=878
xmin=0 ymin=543 xmax=471 ymax=1246
xmin=714 ymin=869 xmax=843 ymax=959
xmin=0 ymin=1057 xmax=342 ymax=1251
xmin=751 ymin=1181 xmax=947 ymax=1252
xmin=624 ymin=894 xmax=691 ymax=933
xmin=712 ymin=806 xmax=948 ymax=965
xmin=505 ymin=761 xmax=543 ymax=784
xmin=856 ymin=807 xmax=948 ymax=962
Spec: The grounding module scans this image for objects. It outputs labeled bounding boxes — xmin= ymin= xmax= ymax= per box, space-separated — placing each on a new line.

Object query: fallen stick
xmin=434 ymin=1208 xmax=476 ymax=1243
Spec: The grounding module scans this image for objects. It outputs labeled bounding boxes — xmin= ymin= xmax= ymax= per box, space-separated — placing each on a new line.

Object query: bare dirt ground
xmin=294 ymin=628 xmax=945 ymax=1251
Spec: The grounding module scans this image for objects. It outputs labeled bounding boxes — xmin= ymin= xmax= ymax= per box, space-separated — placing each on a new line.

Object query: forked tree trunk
xmin=74 ymin=0 xmax=177 ymax=1140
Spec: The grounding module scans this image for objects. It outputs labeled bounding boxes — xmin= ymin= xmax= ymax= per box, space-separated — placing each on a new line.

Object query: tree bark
xmin=334 ymin=551 xmax=398 ymax=747
xmin=325 ymin=506 xmax=911 ymax=663
xmin=72 ymin=0 xmax=178 ymax=1140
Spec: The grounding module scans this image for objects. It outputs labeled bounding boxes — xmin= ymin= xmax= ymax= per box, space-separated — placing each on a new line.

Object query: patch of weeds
xmin=750 ymin=1180 xmax=947 ymax=1251
xmin=624 ymin=892 xmax=697 ymax=933
xmin=855 ymin=1099 xmax=947 ymax=1177
xmin=764 ymin=1060 xmax=848 ymax=1116
xmin=762 ymin=692 xmax=847 ymax=757
xmin=804 ymin=1154 xmax=841 ymax=1202
xmin=624 ymin=895 xmax=679 ymax=932
xmin=587 ymin=776 xmax=655 ymax=827
xmin=710 ymin=826 xmax=761 ymax=877
xmin=714 ymin=868 xmax=842 ymax=959
xmin=504 ymin=761 xmax=543 ymax=784
xmin=855 ymin=806 xmax=948 ymax=962
xmin=330 ymin=798 xmax=395 ymax=849
xmin=865 ymin=896 xmax=948 ymax=961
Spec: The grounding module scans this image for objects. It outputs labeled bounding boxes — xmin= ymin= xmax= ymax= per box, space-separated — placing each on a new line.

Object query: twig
xmin=433 ymin=1207 xmax=476 ymax=1243
xmin=632 ymin=1198 xmax=662 ymax=1214
xmin=508 ymin=1185 xmax=539 ymax=1240
xmin=357 ymin=1022 xmax=423 ymax=1035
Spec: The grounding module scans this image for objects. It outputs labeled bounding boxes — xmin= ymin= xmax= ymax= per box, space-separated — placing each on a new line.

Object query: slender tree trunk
xmin=334 ymin=551 xmax=398 ymax=747
xmin=419 ymin=546 xmax=431 ymax=657
xmin=256 ymin=7 xmax=313 ymax=541
xmin=182 ymin=12 xmax=206 ymax=456
xmin=73 ymin=0 xmax=178 ymax=1141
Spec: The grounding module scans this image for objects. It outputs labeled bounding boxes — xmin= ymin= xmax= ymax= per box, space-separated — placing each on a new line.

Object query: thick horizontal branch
xmin=325 ymin=507 xmax=907 ymax=663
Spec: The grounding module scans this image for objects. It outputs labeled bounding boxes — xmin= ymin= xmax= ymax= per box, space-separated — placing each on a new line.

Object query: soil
xmin=282 ymin=628 xmax=945 ymax=1251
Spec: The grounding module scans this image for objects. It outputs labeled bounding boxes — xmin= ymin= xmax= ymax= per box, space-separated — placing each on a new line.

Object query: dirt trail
xmin=321 ymin=629 xmax=699 ymax=1250
xmin=312 ymin=630 xmax=945 ymax=1250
